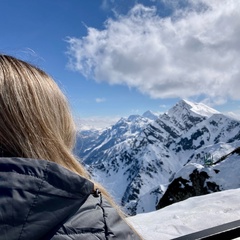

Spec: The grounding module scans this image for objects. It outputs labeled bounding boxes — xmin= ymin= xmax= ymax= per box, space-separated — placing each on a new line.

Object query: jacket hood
xmin=0 ymin=157 xmax=94 ymax=240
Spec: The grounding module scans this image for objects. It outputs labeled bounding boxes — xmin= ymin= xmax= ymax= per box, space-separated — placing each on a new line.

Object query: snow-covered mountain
xmin=76 ymin=99 xmax=240 ymax=215
xmin=76 ymin=113 xmax=156 ymax=165
xmin=142 ymin=110 xmax=159 ymax=120
xmin=157 ymin=147 xmax=240 ymax=209
xmin=74 ymin=129 xmax=102 ymax=159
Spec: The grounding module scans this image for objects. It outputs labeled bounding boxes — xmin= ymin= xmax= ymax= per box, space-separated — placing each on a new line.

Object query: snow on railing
xmin=172 ymin=219 xmax=240 ymax=240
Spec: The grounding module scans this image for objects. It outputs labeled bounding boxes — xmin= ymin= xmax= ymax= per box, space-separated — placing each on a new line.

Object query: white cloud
xmin=100 ymin=0 xmax=108 ymax=10
xmin=225 ymin=112 xmax=240 ymax=121
xmin=75 ymin=116 xmax=120 ymax=130
xmin=67 ymin=0 xmax=240 ymax=103
xmin=95 ymin=97 xmax=106 ymax=103
xmin=159 ymin=104 xmax=168 ymax=108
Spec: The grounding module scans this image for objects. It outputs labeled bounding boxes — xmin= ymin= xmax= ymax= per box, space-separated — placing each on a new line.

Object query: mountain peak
xmin=127 ymin=114 xmax=141 ymax=122
xmin=182 ymin=99 xmax=219 ymax=117
xmin=142 ymin=110 xmax=158 ymax=120
xmin=169 ymin=99 xmax=220 ymax=118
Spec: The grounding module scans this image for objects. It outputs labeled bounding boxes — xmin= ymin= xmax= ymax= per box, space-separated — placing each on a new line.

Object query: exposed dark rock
xmin=156 ymin=169 xmax=220 ymax=210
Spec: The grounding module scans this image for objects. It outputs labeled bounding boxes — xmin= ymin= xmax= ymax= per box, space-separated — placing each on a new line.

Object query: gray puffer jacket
xmin=0 ymin=157 xmax=141 ymax=239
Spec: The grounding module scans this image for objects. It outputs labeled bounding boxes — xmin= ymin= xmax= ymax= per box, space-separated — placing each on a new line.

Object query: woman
xmin=0 ymin=55 xmax=141 ymax=239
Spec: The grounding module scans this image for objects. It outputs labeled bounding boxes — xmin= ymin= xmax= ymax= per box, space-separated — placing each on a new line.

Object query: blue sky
xmin=1 ymin=0 xmax=240 ymax=128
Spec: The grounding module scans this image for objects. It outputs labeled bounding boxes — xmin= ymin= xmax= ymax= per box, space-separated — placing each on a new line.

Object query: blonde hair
xmin=0 ymin=55 xmax=88 ymax=173
xmin=0 ymin=55 xmax=141 ymax=238
xmin=0 ymin=55 xmax=114 ymax=192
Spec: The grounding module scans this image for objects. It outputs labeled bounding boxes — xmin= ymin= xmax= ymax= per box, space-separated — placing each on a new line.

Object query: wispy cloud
xmin=75 ymin=116 xmax=120 ymax=130
xmin=100 ymin=0 xmax=110 ymax=10
xmin=159 ymin=104 xmax=168 ymax=109
xmin=67 ymin=0 xmax=240 ymax=105
xmin=95 ymin=97 xmax=106 ymax=103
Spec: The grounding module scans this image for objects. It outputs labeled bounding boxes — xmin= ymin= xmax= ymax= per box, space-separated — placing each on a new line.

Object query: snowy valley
xmin=75 ymin=99 xmax=240 ymax=217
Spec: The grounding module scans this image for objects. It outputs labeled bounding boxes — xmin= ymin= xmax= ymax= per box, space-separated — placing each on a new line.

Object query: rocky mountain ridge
xmin=76 ymin=99 xmax=240 ymax=215
xmin=157 ymin=147 xmax=240 ymax=209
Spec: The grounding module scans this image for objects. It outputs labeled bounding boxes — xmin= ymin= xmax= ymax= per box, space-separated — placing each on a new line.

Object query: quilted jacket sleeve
xmin=101 ymin=196 xmax=141 ymax=240
xmin=51 ymin=193 xmax=142 ymax=240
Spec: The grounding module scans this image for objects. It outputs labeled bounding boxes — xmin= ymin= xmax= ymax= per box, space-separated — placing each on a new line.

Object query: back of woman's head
xmin=0 ymin=56 xmax=142 ymax=238
xmin=0 ymin=54 xmax=88 ymax=177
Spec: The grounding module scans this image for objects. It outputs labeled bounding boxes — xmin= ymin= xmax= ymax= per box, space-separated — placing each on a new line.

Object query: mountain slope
xmin=157 ymin=146 xmax=240 ymax=209
xmin=77 ymin=100 xmax=240 ymax=215
xmin=77 ymin=114 xmax=154 ymax=165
